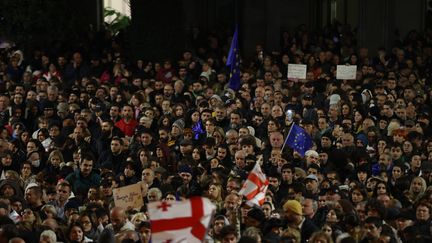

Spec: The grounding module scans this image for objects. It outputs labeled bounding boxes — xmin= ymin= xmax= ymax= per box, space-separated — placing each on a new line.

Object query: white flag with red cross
xmin=148 ymin=197 xmax=216 ymax=243
xmin=239 ymin=162 xmax=269 ymax=206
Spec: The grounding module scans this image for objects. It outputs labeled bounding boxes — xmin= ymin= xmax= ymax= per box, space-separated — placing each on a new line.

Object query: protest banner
xmin=113 ymin=183 xmax=144 ymax=209
xmin=336 ymin=65 xmax=357 ymax=80
xmin=287 ymin=64 xmax=307 ymax=79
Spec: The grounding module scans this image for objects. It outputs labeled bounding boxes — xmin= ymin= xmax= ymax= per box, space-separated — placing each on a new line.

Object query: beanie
xmin=178 ymin=164 xmax=193 ymax=175
xmin=283 ymin=200 xmax=302 ymax=215
xmin=173 ymin=119 xmax=185 ymax=131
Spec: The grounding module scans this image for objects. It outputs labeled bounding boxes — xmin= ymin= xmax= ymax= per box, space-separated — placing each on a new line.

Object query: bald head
xmin=8 ymin=237 xmax=26 ymax=243
xmin=110 ymin=207 xmax=127 ymax=232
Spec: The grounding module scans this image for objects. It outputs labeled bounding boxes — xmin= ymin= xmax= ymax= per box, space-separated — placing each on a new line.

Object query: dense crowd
xmin=0 ymin=24 xmax=431 ymax=243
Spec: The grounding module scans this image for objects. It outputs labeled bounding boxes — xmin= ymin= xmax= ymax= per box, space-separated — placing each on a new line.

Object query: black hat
xmin=396 ymin=210 xmax=415 ymax=221
xmin=180 ymin=139 xmax=193 ymax=146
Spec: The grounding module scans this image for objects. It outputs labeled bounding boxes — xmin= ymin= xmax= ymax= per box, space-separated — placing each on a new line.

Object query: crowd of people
xmin=0 ymin=23 xmax=431 ymax=243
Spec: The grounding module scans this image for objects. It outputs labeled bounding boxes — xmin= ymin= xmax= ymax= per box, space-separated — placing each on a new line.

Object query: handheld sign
xmin=113 ymin=183 xmax=144 ymax=210
xmin=287 ymin=64 xmax=307 ymax=79
xmin=336 ymin=65 xmax=357 ymax=80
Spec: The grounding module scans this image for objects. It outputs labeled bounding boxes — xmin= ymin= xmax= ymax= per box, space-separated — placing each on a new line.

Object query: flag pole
xmin=281 ymin=122 xmax=295 ymax=152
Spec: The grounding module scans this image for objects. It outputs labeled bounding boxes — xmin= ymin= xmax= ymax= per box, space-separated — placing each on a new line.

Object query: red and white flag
xmin=239 ymin=162 xmax=269 ymax=206
xmin=148 ymin=197 xmax=216 ymax=243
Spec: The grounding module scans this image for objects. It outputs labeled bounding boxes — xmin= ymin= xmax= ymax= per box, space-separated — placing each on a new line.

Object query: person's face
xmin=122 ymin=106 xmax=133 ymax=119
xmin=224 ymin=194 xmax=239 ymax=211
xmin=110 ymin=140 xmax=122 ymax=153
xmin=322 ymin=225 xmax=333 ymax=237
xmin=111 ymin=211 xmax=126 ymax=231
xmin=213 ymin=219 xmax=225 ymax=234
xmin=364 ymin=223 xmax=381 ymax=240
xmin=69 ymin=226 xmax=84 ymax=242
xmin=21 ymin=209 xmax=35 ymax=222
xmin=50 ymin=155 xmax=61 ymax=167
xmin=80 ymin=159 xmax=93 ymax=177
xmin=410 ymin=155 xmax=422 ymax=169
xmin=1 ymin=155 xmax=12 ymax=167
xmin=26 ymin=142 xmax=37 ymax=153
xmin=141 ymin=133 xmax=152 ymax=145
xmin=351 ymin=190 xmax=364 ymax=203
xmin=235 ymin=153 xmax=245 ymax=168
xmin=376 ymin=183 xmax=387 ymax=195
xmin=208 ymin=184 xmax=220 ymax=198
xmin=411 ymin=179 xmax=423 ymax=193
xmin=49 ymin=126 xmax=60 ymax=138
xmin=269 ymin=133 xmax=284 ymax=148
xmin=142 ymin=169 xmax=154 ymax=183
xmin=305 ymin=179 xmax=318 ymax=192
xmin=21 ymin=163 xmax=32 ymax=177
xmin=241 ymin=145 xmax=254 ymax=156
xmin=392 ymin=166 xmax=403 ymax=180
xmin=282 ymin=168 xmax=293 ymax=182
xmin=302 ymin=200 xmax=314 ymax=217
xmin=271 ymin=106 xmax=283 ymax=118
xmin=390 ymin=147 xmax=402 ymax=160
xmin=1 ymin=184 xmax=15 ymax=198
xmin=261 ymin=204 xmax=272 ymax=218
xmin=80 ymin=216 xmax=93 ymax=232
xmin=11 ymin=201 xmax=22 ymax=213
xmin=326 ymin=209 xmax=339 ymax=223
xmin=180 ymin=172 xmax=192 ymax=184
xmin=222 ymin=233 xmax=237 ymax=243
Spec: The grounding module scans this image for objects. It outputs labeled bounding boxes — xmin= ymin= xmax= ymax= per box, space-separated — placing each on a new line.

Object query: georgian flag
xmin=148 ymin=197 xmax=216 ymax=243
xmin=239 ymin=162 xmax=269 ymax=206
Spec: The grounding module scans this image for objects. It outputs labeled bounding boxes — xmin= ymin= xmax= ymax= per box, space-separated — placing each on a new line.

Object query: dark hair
xmin=219 ymin=225 xmax=237 ymax=239
xmin=67 ymin=222 xmax=84 ymax=239
xmin=366 ymin=199 xmax=387 ymax=219
xmin=364 ymin=216 xmax=383 ymax=228
xmin=80 ymin=153 xmax=95 ymax=164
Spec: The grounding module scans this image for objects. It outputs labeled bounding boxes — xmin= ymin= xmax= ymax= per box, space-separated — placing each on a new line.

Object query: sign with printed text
xmin=336 ymin=65 xmax=357 ymax=80
xmin=287 ymin=64 xmax=307 ymax=79
xmin=113 ymin=183 xmax=144 ymax=209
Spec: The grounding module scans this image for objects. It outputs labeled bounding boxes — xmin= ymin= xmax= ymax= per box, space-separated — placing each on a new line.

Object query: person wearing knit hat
xmin=283 ymin=199 xmax=318 ymax=242
xmin=283 ymin=200 xmax=303 ymax=216
xmin=172 ymin=118 xmax=185 ymax=138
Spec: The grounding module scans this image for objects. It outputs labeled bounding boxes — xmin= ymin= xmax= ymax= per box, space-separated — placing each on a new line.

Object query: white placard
xmin=113 ymin=183 xmax=144 ymax=210
xmin=336 ymin=65 xmax=357 ymax=80
xmin=287 ymin=64 xmax=307 ymax=79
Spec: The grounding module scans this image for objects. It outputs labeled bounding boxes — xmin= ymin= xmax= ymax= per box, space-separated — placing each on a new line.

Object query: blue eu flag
xmin=226 ymin=27 xmax=241 ymax=91
xmin=285 ymin=124 xmax=313 ymax=157
xmin=192 ymin=120 xmax=205 ymax=140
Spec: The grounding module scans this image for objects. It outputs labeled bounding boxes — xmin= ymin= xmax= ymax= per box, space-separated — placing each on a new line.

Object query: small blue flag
xmin=192 ymin=120 xmax=205 ymax=140
xmin=285 ymin=124 xmax=313 ymax=157
xmin=226 ymin=27 xmax=241 ymax=91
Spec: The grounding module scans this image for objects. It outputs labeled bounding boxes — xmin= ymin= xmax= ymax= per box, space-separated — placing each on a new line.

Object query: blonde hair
xmin=47 ymin=150 xmax=64 ymax=165
xmin=131 ymin=212 xmax=148 ymax=226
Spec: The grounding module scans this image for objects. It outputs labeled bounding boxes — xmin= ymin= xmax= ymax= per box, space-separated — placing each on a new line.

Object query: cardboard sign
xmin=287 ymin=64 xmax=307 ymax=79
xmin=113 ymin=183 xmax=144 ymax=209
xmin=336 ymin=65 xmax=357 ymax=80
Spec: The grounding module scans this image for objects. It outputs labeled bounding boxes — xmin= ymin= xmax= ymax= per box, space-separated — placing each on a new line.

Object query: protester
xmin=1 ymin=20 xmax=432 ymax=242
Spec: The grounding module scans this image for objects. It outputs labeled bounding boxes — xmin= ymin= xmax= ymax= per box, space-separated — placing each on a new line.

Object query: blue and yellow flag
xmin=285 ymin=124 xmax=313 ymax=157
xmin=226 ymin=27 xmax=241 ymax=91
